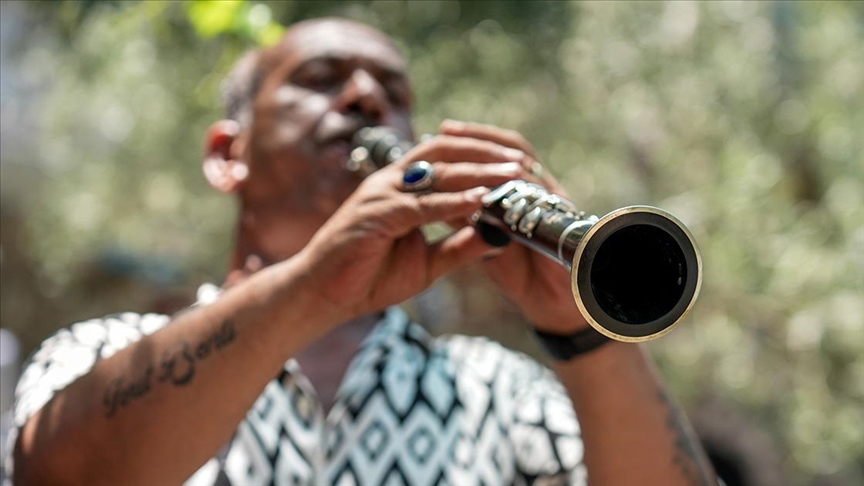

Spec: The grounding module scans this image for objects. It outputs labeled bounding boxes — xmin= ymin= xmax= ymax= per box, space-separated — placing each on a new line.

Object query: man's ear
xmin=202 ymin=119 xmax=249 ymax=194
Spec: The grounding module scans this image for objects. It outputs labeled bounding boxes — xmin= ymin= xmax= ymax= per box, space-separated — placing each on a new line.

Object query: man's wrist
xmin=264 ymin=253 xmax=351 ymax=334
xmin=532 ymin=325 xmax=613 ymax=361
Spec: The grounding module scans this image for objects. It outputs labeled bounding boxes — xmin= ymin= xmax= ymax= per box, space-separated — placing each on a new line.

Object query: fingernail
xmin=502 ymin=148 xmax=524 ymax=160
xmin=464 ymin=186 xmax=490 ymax=202
xmin=492 ymin=162 xmax=522 ymax=176
xmin=442 ymin=119 xmax=465 ymax=131
xmin=483 ymin=247 xmax=506 ymax=260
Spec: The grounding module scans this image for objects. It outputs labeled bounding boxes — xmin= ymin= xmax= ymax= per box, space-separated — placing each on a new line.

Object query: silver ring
xmin=402 ymin=161 xmax=435 ymax=192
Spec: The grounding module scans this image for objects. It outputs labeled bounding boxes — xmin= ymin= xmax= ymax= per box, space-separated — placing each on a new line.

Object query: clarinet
xmin=349 ymin=127 xmax=702 ymax=343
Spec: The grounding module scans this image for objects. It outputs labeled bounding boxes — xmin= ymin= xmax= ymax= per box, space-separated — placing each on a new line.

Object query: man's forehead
xmin=272 ymin=20 xmax=406 ymax=72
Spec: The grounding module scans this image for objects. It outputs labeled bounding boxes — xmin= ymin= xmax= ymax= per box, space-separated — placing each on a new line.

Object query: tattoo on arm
xmin=658 ymin=388 xmax=716 ymax=486
xmin=103 ymin=319 xmax=237 ymax=418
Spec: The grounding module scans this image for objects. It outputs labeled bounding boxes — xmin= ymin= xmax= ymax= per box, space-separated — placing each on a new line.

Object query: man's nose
xmin=335 ymin=69 xmax=389 ymax=122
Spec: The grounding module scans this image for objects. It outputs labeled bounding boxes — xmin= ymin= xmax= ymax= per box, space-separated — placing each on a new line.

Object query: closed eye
xmin=291 ymin=59 xmax=342 ymax=92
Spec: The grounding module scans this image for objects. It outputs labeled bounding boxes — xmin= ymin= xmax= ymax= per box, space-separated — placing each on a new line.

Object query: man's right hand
xmin=298 ymin=134 xmax=541 ymax=322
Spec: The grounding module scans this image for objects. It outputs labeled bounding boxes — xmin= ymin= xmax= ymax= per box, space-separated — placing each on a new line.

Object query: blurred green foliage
xmin=0 ymin=1 xmax=862 ymax=484
xmin=186 ymin=0 xmax=285 ymax=45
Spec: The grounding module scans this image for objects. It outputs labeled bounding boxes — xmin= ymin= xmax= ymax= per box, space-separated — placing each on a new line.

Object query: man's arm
xmin=553 ymin=343 xmax=717 ymax=486
xmin=14 ymin=258 xmax=337 ymax=486
xmin=13 ymin=143 xmax=526 ymax=486
xmin=438 ymin=120 xmax=717 ymax=485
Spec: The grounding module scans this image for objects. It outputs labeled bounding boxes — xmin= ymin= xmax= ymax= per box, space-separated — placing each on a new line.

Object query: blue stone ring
xmin=401 ymin=161 xmax=436 ymax=192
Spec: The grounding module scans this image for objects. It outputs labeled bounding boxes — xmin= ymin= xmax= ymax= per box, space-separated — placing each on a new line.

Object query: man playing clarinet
xmin=6 ymin=18 xmax=717 ymax=486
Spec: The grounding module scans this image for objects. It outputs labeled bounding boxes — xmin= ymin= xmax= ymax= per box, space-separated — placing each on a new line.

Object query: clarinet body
xmin=350 ymin=127 xmax=702 ymax=342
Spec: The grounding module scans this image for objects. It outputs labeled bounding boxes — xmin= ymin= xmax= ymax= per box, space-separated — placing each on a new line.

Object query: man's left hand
xmin=439 ymin=120 xmax=591 ymax=334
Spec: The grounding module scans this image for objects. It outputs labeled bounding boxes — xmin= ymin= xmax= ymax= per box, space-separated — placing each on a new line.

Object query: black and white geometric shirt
xmin=4 ymin=285 xmax=587 ymax=486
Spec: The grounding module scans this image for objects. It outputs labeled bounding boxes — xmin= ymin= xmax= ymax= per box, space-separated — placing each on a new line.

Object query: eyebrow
xmin=291 ymin=53 xmax=407 ymax=79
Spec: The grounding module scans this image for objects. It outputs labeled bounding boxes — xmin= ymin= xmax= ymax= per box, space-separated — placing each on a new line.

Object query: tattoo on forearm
xmin=102 ymin=366 xmax=154 ymax=418
xmin=658 ymin=388 xmax=715 ymax=486
xmin=103 ymin=319 xmax=237 ymax=417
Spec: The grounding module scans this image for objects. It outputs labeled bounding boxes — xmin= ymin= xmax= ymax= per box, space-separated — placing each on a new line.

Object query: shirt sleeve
xmin=2 ymin=312 xmax=170 ymax=481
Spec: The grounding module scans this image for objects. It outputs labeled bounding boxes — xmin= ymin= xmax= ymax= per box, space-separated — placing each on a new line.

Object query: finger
xmin=437 ymin=120 xmax=567 ymax=193
xmin=439 ymin=119 xmax=538 ymax=159
xmin=444 ymin=217 xmax=469 ymax=231
xmin=378 ymin=186 xmax=490 ymax=239
xmin=427 ymin=226 xmax=505 ymax=282
xmin=428 ymin=161 xmax=538 ymax=192
xmin=399 ymin=135 xmax=525 ymax=167
xmin=365 ymin=161 xmax=533 ymax=199
xmin=411 ymin=187 xmax=490 ymax=225
xmin=390 ymin=159 xmax=543 ymax=194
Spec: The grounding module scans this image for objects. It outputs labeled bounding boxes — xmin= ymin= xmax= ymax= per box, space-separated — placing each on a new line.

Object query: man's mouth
xmin=322 ymin=138 xmax=352 ymax=161
xmin=317 ymin=116 xmax=371 ymax=147
xmin=315 ymin=117 xmax=375 ymax=166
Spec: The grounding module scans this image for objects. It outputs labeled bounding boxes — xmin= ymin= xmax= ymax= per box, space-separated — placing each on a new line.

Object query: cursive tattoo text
xmin=103 ymin=365 xmax=154 ymax=418
xmin=102 ymin=319 xmax=237 ymax=418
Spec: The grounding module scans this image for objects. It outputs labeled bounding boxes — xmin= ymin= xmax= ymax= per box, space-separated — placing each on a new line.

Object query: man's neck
xmin=225 ymin=206 xmax=383 ymax=410
xmin=294 ymin=312 xmax=382 ymax=412
xmin=223 ymin=256 xmax=383 ymax=411
xmin=226 ymin=205 xmax=325 ymax=280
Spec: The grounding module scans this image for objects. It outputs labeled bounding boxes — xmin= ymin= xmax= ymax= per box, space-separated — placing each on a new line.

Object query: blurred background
xmin=0 ymin=1 xmax=861 ymax=485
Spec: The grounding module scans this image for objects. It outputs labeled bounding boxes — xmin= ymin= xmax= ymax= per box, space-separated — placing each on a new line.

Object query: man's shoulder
xmin=34 ymin=312 xmax=171 ymax=361
xmin=31 ymin=283 xmax=216 ymax=366
xmin=13 ymin=312 xmax=171 ymax=426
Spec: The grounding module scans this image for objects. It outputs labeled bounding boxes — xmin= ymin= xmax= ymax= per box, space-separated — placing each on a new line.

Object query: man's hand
xmin=299 ymin=134 xmax=543 ymax=323
xmin=438 ymin=120 xmax=591 ymax=334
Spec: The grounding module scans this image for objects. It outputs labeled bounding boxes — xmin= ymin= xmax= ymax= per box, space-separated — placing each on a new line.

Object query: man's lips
xmin=322 ymin=139 xmax=352 ymax=160
xmin=316 ymin=117 xmax=370 ymax=146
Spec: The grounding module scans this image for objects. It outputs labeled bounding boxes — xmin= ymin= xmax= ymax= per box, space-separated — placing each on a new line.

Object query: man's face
xmin=242 ymin=20 xmax=414 ymax=215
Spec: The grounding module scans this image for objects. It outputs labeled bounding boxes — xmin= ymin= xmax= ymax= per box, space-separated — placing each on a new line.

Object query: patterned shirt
xmin=4 ymin=285 xmax=587 ymax=485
